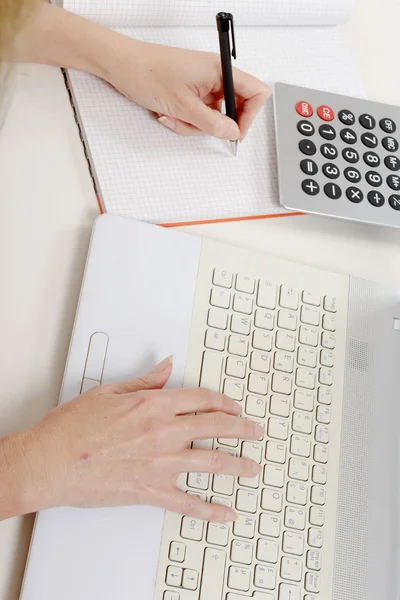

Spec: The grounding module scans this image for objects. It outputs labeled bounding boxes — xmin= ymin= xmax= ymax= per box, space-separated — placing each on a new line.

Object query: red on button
xmin=317 ymin=105 xmax=334 ymax=121
xmin=296 ymin=101 xmax=313 ymax=118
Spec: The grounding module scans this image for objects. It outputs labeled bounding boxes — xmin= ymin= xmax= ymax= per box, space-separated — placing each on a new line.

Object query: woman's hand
xmin=9 ymin=357 xmax=263 ymax=523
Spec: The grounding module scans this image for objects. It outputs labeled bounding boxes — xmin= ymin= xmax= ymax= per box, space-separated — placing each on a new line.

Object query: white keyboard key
xmin=211 ymin=496 xmax=232 ymax=509
xmin=200 ymin=352 xmax=223 ymax=392
xmin=233 ymin=294 xmax=254 ymax=315
xmin=282 ymin=531 xmax=304 ymax=556
xmin=259 ymin=513 xmax=281 ymax=537
xmin=288 ymin=458 xmax=309 ymax=481
xmin=229 ymin=335 xmax=249 ymax=357
xmin=321 ymin=331 xmax=335 ymax=349
xmin=323 ymin=295 xmax=337 ymax=312
xmin=163 ymin=591 xmax=180 ymax=600
xmin=292 ymin=411 xmax=312 ymax=435
xmin=305 ymin=572 xmax=321 ymax=593
xmin=253 ymin=330 xmax=273 ymax=351
xmin=205 ymin=329 xmax=225 ymax=351
xmin=230 ymin=540 xmax=253 ymax=565
xmin=208 ymin=308 xmax=228 ymax=330
xmin=169 ymin=541 xmax=186 ymax=563
xmin=277 ymin=310 xmax=297 ymax=331
xmin=187 ymin=490 xmax=206 ymax=501
xmin=199 ymin=548 xmax=226 ymax=600
xmin=210 ymin=287 xmax=231 ymax=309
xmin=322 ymin=313 xmax=336 ymax=331
xmin=320 ymin=349 xmax=334 ymax=367
xmin=308 ymin=528 xmax=323 ymax=548
xmin=266 ymin=441 xmax=287 ymax=464
xmin=270 ymin=395 xmax=290 ymax=417
xmin=309 ymin=506 xmax=325 ymax=527
xmin=166 ymin=566 xmax=183 ymax=587
xmin=248 ymin=373 xmax=269 ymax=395
xmin=300 ymin=305 xmax=320 ymax=326
xmin=257 ymin=538 xmax=279 ymax=563
xmin=275 ymin=330 xmax=296 ymax=351
xmin=192 ymin=439 xmax=213 ymax=451
xmin=280 ymin=556 xmax=302 ymax=582
xmin=293 ymin=390 xmax=314 ymax=412
xmin=187 ymin=472 xmax=209 ymax=490
xmin=279 ymin=583 xmax=301 ymax=600
xmin=274 ymin=351 xmax=294 ymax=373
xmin=315 ymin=425 xmax=330 ymax=444
xmin=181 ymin=517 xmax=203 ymax=541
xmin=264 ymin=464 xmax=285 ymax=488
xmin=238 ymin=473 xmax=260 ymax=489
xmin=231 ymin=314 xmax=252 ymax=335
xmin=246 ymin=395 xmax=267 ymax=418
xmin=224 ymin=378 xmax=244 ymax=401
xmin=297 ymin=347 xmax=317 ymax=368
xmin=286 ymin=482 xmax=307 ymax=505
xmin=304 ymin=596 xmax=318 ymax=600
xmin=206 ymin=522 xmax=229 ymax=546
xmin=261 ymin=488 xmax=283 ymax=512
xmin=212 ymin=474 xmax=234 ymax=496
xmin=319 ymin=367 xmax=333 ymax=386
xmin=228 ymin=566 xmax=251 ymax=592
xmin=218 ymin=438 xmax=238 ymax=448
xmin=311 ymin=486 xmax=326 ymax=506
xmin=213 ymin=268 xmax=232 ymax=288
xmin=271 ymin=372 xmax=292 ymax=395
xmin=242 ymin=442 xmax=263 ymax=464
xmin=307 ymin=550 xmax=322 ymax=571
xmin=255 ymin=564 xmax=277 ymax=590
xmin=84 ymin=332 xmax=108 ymax=381
xmin=227 ymin=595 xmax=274 ymax=600
xmin=318 ymin=386 xmax=332 ymax=405
xmin=236 ymin=489 xmax=258 ymax=513
xmin=267 ymin=418 xmax=289 ymax=441
xmin=279 ymin=285 xmax=299 ymax=310
xmin=257 ymin=280 xmax=277 ymax=309
xmin=255 ymin=309 xmax=275 ymax=331
xmin=312 ymin=465 xmax=327 ymax=485
xmin=233 ymin=515 xmax=256 ymax=539
xmin=295 ymin=368 xmax=315 ymax=390
xmin=236 ymin=274 xmax=255 ymax=294
xmin=285 ymin=506 xmax=306 ymax=530
xmin=299 ymin=326 xmax=318 ymax=347
xmin=182 ymin=569 xmax=199 ymax=590
xmin=314 ymin=444 xmax=328 ymax=463
xmin=226 ymin=357 xmax=246 ymax=379
xmin=302 ymin=291 xmax=321 ymax=307
xmin=250 ymin=351 xmax=270 ymax=373
xmin=316 ymin=405 xmax=331 ymax=424
xmin=290 ymin=435 xmax=311 ymax=458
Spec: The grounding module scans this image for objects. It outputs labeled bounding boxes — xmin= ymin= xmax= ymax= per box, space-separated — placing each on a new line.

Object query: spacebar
xmin=199 ymin=352 xmax=223 ymax=392
xmin=199 ymin=548 xmax=226 ymax=599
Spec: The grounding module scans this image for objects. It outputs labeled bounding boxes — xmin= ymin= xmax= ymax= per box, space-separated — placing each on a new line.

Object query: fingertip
xmin=232 ymin=400 xmax=242 ymax=415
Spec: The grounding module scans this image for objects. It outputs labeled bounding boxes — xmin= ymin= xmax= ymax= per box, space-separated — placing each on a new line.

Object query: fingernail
xmin=150 ymin=355 xmax=174 ymax=374
xmin=228 ymin=123 xmax=240 ymax=140
xmin=255 ymin=424 xmax=265 ymax=437
xmin=222 ymin=509 xmax=238 ymax=522
xmin=158 ymin=116 xmax=176 ymax=131
xmin=251 ymin=461 xmax=262 ymax=474
xmin=233 ymin=401 xmax=242 ymax=414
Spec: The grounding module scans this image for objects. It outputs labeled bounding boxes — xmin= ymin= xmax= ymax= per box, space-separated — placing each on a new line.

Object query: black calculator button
xmin=340 ymin=128 xmax=357 ymax=144
xmin=342 ymin=147 xmax=359 ymax=163
xmin=302 ymin=179 xmax=320 ymax=195
xmin=319 ymin=124 xmax=336 ymax=140
xmin=346 ymin=186 xmax=363 ymax=203
xmin=365 ymin=171 xmax=383 ymax=187
xmin=322 ymin=163 xmax=340 ymax=179
xmin=299 ymin=139 xmax=317 ymax=156
xmin=344 ymin=167 xmax=361 ymax=183
xmin=320 ymin=143 xmax=338 ymax=160
xmin=361 ymin=132 xmax=378 ymax=148
xmin=338 ymin=109 xmax=355 ymax=125
xmin=384 ymin=155 xmax=400 ymax=171
xmin=297 ymin=120 xmax=315 ymax=136
xmin=379 ymin=118 xmax=396 ymax=134
xmin=363 ymin=151 xmax=381 ymax=168
xmin=367 ymin=191 xmax=385 ymax=207
xmin=389 ymin=194 xmax=400 ymax=210
xmin=382 ymin=136 xmax=399 ymax=152
xmin=300 ymin=159 xmax=318 ymax=175
xmin=387 ymin=174 xmax=400 ymax=190
xmin=359 ymin=114 xmax=376 ymax=130
xmin=324 ymin=182 xmax=342 ymax=199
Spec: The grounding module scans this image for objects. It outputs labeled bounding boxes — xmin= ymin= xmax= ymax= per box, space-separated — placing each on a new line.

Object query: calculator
xmin=274 ymin=82 xmax=400 ymax=228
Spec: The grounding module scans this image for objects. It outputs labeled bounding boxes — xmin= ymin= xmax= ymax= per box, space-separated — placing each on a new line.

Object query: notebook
xmin=61 ymin=0 xmax=367 ymax=225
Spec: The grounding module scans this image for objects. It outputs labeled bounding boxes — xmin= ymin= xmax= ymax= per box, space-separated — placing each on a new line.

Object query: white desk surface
xmin=1 ymin=0 xmax=400 ymax=597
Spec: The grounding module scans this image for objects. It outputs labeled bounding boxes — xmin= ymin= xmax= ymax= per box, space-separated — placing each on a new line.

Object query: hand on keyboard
xmin=8 ymin=356 xmax=264 ymax=522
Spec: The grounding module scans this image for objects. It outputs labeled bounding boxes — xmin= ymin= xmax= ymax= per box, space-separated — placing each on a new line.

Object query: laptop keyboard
xmin=157 ymin=268 xmax=338 ymax=600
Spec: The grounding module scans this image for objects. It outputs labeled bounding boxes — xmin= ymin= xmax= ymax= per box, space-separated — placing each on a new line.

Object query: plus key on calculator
xmin=274 ymin=82 xmax=400 ymax=228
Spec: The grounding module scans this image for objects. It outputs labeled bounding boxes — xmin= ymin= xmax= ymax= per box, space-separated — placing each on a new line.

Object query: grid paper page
xmin=68 ymin=26 xmax=366 ymax=224
xmin=63 ymin=0 xmax=354 ymax=27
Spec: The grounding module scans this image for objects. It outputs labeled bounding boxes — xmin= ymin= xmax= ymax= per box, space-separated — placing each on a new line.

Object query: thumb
xmin=113 ymin=356 xmax=173 ymax=394
xmin=180 ymin=96 xmax=240 ymax=140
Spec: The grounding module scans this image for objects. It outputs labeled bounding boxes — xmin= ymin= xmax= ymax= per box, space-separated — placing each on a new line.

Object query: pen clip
xmin=216 ymin=12 xmax=236 ymax=59
xmin=228 ymin=13 xmax=236 ymax=59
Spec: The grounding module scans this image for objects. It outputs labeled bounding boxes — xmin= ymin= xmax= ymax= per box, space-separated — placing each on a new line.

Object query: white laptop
xmin=20 ymin=214 xmax=400 ymax=600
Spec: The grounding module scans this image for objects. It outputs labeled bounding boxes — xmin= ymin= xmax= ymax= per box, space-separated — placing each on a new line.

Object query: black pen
xmin=216 ymin=12 xmax=238 ymax=156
